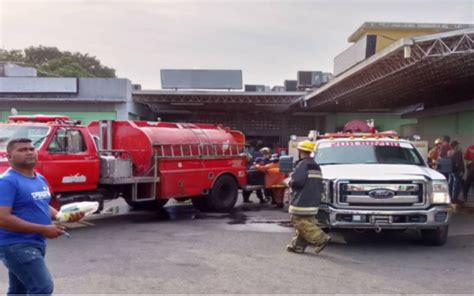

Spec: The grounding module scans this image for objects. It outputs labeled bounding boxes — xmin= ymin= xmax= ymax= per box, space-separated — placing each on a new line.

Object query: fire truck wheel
xmin=208 ymin=175 xmax=238 ymax=212
xmin=126 ymin=199 xmax=169 ymax=211
xmin=191 ymin=196 xmax=212 ymax=212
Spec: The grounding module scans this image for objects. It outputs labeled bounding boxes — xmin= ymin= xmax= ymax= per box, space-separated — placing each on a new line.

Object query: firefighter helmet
xmin=259 ymin=147 xmax=271 ymax=155
xmin=297 ymin=140 xmax=315 ymax=152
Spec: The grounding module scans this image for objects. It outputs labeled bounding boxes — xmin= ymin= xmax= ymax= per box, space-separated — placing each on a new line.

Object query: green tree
xmin=0 ymin=49 xmax=25 ymax=64
xmin=24 ymin=46 xmax=62 ymax=66
xmin=37 ymin=57 xmax=94 ymax=78
xmin=0 ymin=46 xmax=116 ymax=78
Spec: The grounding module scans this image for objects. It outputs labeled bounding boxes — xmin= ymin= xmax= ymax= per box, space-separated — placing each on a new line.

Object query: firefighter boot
xmin=286 ymin=236 xmax=308 ymax=254
xmin=314 ymin=235 xmax=332 ymax=254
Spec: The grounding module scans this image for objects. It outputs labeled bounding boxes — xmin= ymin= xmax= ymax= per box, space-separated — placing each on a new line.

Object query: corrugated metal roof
xmin=298 ymin=28 xmax=474 ymax=113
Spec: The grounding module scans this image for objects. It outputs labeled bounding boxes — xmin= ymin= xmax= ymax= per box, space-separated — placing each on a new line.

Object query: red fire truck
xmin=0 ymin=115 xmax=247 ymax=212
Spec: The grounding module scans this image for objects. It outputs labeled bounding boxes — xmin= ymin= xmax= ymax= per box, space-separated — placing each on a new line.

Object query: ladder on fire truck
xmin=153 ymin=123 xmax=244 ymax=158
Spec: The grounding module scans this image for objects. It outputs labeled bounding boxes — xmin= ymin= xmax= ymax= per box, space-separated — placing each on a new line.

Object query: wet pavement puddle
xmin=95 ymin=202 xmax=294 ymax=232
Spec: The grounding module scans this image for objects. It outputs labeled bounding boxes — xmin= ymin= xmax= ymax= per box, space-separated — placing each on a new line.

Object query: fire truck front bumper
xmin=316 ymin=204 xmax=451 ymax=230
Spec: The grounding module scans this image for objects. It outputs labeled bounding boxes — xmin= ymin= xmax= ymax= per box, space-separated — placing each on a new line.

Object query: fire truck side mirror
xmin=279 ymin=155 xmax=294 ymax=173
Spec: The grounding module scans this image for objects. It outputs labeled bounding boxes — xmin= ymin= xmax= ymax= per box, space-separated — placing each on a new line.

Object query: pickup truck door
xmin=41 ymin=127 xmax=100 ymax=193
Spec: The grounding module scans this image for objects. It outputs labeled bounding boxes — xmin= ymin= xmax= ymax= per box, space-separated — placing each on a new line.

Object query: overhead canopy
xmin=133 ymin=90 xmax=307 ymax=114
xmin=296 ymin=28 xmax=474 ymax=113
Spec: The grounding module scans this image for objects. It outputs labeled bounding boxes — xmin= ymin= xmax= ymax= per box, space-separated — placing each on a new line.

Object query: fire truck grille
xmin=337 ymin=180 xmax=425 ymax=207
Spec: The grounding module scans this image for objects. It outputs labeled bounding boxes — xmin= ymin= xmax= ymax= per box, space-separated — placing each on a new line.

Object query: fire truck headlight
xmin=321 ymin=180 xmax=330 ymax=203
xmin=431 ymin=180 xmax=450 ymax=204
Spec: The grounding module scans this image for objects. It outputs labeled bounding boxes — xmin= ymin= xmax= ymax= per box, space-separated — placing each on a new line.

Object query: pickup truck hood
xmin=320 ymin=164 xmax=446 ymax=181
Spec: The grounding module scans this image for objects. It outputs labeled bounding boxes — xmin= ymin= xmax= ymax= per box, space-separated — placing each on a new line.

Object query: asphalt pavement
xmin=1 ymin=197 xmax=473 ymax=294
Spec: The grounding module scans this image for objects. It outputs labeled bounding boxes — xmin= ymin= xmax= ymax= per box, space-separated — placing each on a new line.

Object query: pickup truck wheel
xmin=191 ymin=195 xmax=212 ymax=212
xmin=208 ymin=175 xmax=238 ymax=213
xmin=126 ymin=199 xmax=168 ymax=211
xmin=421 ymin=226 xmax=448 ymax=246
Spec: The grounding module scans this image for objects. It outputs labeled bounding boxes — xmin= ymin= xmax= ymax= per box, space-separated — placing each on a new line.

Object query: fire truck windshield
xmin=0 ymin=126 xmax=50 ymax=151
xmin=315 ymin=140 xmax=424 ymax=166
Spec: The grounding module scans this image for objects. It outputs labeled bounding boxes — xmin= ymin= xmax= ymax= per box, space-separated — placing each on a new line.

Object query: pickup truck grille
xmin=337 ymin=180 xmax=425 ymax=207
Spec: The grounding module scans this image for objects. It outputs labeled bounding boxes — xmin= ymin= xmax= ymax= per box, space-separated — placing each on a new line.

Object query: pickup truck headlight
xmin=321 ymin=179 xmax=330 ymax=203
xmin=431 ymin=180 xmax=450 ymax=204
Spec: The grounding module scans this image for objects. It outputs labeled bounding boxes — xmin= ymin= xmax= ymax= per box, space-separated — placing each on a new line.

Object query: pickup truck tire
xmin=208 ymin=175 xmax=238 ymax=213
xmin=191 ymin=195 xmax=212 ymax=212
xmin=126 ymin=199 xmax=168 ymax=211
xmin=421 ymin=226 xmax=448 ymax=246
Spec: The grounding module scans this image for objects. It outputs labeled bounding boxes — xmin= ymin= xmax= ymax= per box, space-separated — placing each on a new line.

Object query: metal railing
xmin=153 ymin=143 xmax=245 ymax=159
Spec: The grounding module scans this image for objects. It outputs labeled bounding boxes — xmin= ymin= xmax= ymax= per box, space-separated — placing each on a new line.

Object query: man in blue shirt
xmin=0 ymin=138 xmax=83 ymax=295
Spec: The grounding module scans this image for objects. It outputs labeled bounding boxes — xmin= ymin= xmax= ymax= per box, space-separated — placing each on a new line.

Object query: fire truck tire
xmin=126 ymin=199 xmax=169 ymax=211
xmin=208 ymin=175 xmax=238 ymax=212
xmin=421 ymin=226 xmax=448 ymax=246
xmin=191 ymin=196 xmax=212 ymax=212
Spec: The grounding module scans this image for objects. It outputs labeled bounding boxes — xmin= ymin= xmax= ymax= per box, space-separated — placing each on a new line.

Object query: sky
xmin=0 ymin=0 xmax=473 ymax=89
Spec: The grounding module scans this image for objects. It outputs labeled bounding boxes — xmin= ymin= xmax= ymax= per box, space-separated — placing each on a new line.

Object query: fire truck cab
xmin=0 ymin=115 xmax=100 ymax=196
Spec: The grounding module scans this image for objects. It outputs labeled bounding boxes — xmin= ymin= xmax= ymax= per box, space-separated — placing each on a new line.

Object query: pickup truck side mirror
xmin=279 ymin=155 xmax=294 ymax=173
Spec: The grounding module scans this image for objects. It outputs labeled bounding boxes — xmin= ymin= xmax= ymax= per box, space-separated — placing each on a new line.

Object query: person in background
xmin=259 ymin=147 xmax=271 ymax=163
xmin=436 ymin=135 xmax=453 ymax=179
xmin=259 ymin=147 xmax=273 ymax=202
xmin=256 ymin=154 xmax=287 ymax=208
xmin=242 ymin=157 xmax=266 ymax=204
xmin=439 ymin=135 xmax=451 ymax=158
xmin=447 ymin=141 xmax=464 ymax=204
xmin=463 ymin=143 xmax=474 ymax=202
xmin=428 ymin=138 xmax=442 ymax=169
xmin=249 ymin=143 xmax=262 ymax=163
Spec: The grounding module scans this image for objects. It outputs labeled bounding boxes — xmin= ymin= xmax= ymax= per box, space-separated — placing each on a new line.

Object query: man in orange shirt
xmin=257 ymin=154 xmax=287 ymax=208
xmin=463 ymin=144 xmax=474 ymax=201
xmin=428 ymin=138 xmax=442 ymax=169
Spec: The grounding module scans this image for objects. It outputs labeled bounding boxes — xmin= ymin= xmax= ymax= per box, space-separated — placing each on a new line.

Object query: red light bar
xmin=318 ymin=131 xmax=398 ymax=139
xmin=8 ymin=115 xmax=70 ymax=123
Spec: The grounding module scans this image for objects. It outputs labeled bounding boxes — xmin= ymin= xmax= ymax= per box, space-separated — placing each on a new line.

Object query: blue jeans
xmin=449 ymin=173 xmax=462 ymax=202
xmin=0 ymin=243 xmax=54 ymax=295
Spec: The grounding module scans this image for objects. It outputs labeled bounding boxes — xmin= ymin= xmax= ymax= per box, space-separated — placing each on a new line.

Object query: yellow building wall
xmin=361 ymin=28 xmax=445 ymax=52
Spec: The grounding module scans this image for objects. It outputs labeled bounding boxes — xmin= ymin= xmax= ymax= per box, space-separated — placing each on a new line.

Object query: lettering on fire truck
xmin=62 ymin=174 xmax=87 ymax=184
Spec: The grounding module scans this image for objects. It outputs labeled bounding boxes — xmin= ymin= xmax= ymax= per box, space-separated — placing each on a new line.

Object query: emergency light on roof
xmin=8 ymin=115 xmax=71 ymax=123
xmin=318 ymin=131 xmax=398 ymax=139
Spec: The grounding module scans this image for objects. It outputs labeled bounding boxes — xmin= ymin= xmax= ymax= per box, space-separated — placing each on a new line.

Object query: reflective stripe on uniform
xmin=289 ymin=205 xmax=318 ymax=214
xmin=307 ymin=169 xmax=322 ymax=179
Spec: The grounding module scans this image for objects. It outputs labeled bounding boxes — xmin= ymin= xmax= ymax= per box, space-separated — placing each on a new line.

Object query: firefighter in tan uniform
xmin=286 ymin=140 xmax=331 ymax=254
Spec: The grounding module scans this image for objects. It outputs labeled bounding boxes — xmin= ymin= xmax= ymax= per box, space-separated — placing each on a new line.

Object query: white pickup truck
xmin=287 ymin=135 xmax=452 ymax=246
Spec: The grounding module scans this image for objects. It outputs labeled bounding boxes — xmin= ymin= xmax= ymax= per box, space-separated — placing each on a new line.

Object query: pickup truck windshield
xmin=0 ymin=125 xmax=50 ymax=151
xmin=315 ymin=140 xmax=424 ymax=165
